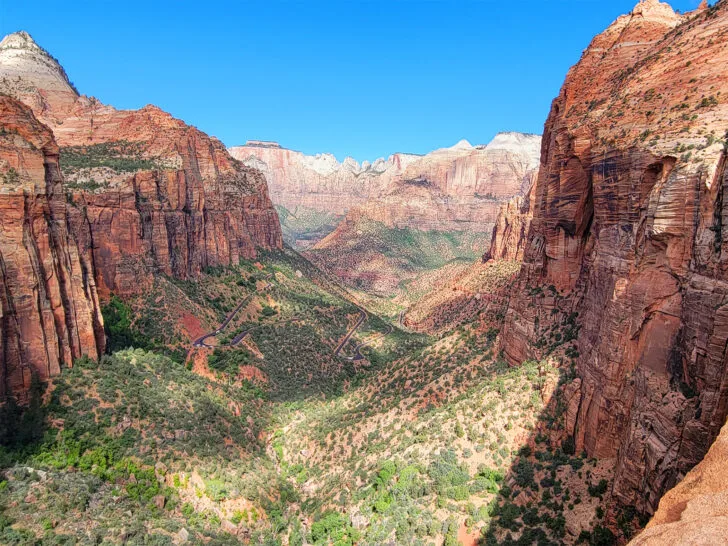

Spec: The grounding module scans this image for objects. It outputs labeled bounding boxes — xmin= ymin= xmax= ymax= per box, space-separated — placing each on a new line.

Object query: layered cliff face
xmin=231 ymin=133 xmax=540 ymax=241
xmin=299 ymin=134 xmax=540 ymax=294
xmin=0 ymin=95 xmax=104 ymax=401
xmin=629 ymin=418 xmax=728 ymax=544
xmin=354 ymin=133 xmax=540 ymax=233
xmin=0 ymin=32 xmax=283 ymax=298
xmin=484 ymin=181 xmax=535 ymax=262
xmin=229 ymin=141 xmax=418 ymax=215
xmin=498 ymin=0 xmax=728 ymax=514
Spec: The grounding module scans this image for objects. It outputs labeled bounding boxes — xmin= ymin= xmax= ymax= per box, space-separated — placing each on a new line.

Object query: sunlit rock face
xmin=0 ymin=31 xmax=283 ymax=400
xmin=484 ymin=181 xmax=535 ymax=262
xmin=629 ymin=417 xmax=728 ymax=545
xmin=500 ymin=0 xmax=728 ymax=513
xmin=0 ymin=32 xmax=283 ymax=299
xmin=230 ymin=133 xmax=541 ymax=232
xmin=0 ymin=94 xmax=104 ymax=402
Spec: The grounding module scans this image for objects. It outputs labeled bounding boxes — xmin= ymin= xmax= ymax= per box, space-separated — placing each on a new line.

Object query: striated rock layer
xmin=231 ymin=133 xmax=541 ymax=233
xmin=498 ymin=0 xmax=728 ymax=514
xmin=0 ymin=95 xmax=104 ymax=401
xmin=0 ymin=31 xmax=282 ymax=299
xmin=0 ymin=31 xmax=282 ymax=400
xmin=629 ymin=417 xmax=728 ymax=545
xmin=484 ymin=181 xmax=535 ymax=262
xmin=230 ymin=141 xmax=417 ymax=215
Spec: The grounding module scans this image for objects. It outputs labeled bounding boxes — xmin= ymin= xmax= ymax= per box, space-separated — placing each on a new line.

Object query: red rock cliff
xmin=501 ymin=0 xmax=728 ymax=513
xmin=0 ymin=95 xmax=104 ymax=401
xmin=628 ymin=417 xmax=728 ymax=544
xmin=231 ymin=133 xmax=541 ymax=233
xmin=0 ymin=31 xmax=283 ymax=298
xmin=484 ymin=181 xmax=535 ymax=262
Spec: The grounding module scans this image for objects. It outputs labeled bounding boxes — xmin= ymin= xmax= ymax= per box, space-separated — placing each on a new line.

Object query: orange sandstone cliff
xmin=0 ymin=95 xmax=104 ymax=401
xmin=0 ymin=31 xmax=282 ymax=300
xmin=484 ymin=181 xmax=535 ymax=262
xmin=0 ymin=31 xmax=282 ymax=399
xmin=231 ymin=133 xmax=541 ymax=233
xmin=628 ymin=418 xmax=728 ymax=544
xmin=492 ymin=0 xmax=728 ymax=514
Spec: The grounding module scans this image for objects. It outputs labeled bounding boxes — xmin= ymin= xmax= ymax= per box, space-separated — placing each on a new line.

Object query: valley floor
xmin=0 ymin=249 xmax=642 ymax=545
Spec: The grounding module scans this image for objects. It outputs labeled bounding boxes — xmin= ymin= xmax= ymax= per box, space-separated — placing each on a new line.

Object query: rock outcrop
xmin=629 ymin=418 xmax=728 ymax=545
xmin=0 ymin=31 xmax=282 ymax=400
xmin=229 ymin=141 xmax=417 ymax=215
xmin=500 ymin=0 xmax=728 ymax=514
xmin=0 ymin=31 xmax=283 ymax=298
xmin=484 ymin=181 xmax=535 ymax=262
xmin=231 ymin=133 xmax=541 ymax=233
xmin=0 ymin=95 xmax=104 ymax=401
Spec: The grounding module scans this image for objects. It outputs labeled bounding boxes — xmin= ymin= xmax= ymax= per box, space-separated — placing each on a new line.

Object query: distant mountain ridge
xmin=230 ymin=132 xmax=541 ymax=253
xmin=231 ymin=133 xmax=540 ymax=218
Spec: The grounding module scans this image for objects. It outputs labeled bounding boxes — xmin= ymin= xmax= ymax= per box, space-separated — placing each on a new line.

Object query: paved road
xmin=334 ymin=308 xmax=367 ymax=358
xmin=191 ymin=276 xmax=272 ymax=349
xmin=189 ymin=273 xmax=395 ymax=363
xmin=346 ymin=322 xmax=394 ymax=361
xmin=335 ymin=306 xmax=400 ymax=361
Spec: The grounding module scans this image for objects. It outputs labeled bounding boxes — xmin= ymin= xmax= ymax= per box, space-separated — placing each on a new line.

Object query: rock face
xmin=0 ymin=31 xmax=282 ymax=400
xmin=0 ymin=95 xmax=104 ymax=401
xmin=229 ymin=142 xmax=418 ymax=215
xmin=0 ymin=32 xmax=282 ymax=298
xmin=231 ymin=133 xmax=541 ymax=233
xmin=484 ymin=181 xmax=535 ymax=262
xmin=301 ymin=135 xmax=541 ymax=292
xmin=500 ymin=0 xmax=728 ymax=514
xmin=629 ymin=417 xmax=728 ymax=545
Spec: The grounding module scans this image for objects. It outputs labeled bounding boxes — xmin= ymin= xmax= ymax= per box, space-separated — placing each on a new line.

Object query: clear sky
xmin=0 ymin=0 xmax=709 ymax=161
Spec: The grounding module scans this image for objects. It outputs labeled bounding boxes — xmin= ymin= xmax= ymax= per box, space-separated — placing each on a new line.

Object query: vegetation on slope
xmin=306 ymin=217 xmax=488 ymax=296
xmin=275 ymin=205 xmax=344 ymax=250
xmin=0 ymin=248 xmax=643 ymax=545
xmin=59 ymin=141 xmax=161 ymax=179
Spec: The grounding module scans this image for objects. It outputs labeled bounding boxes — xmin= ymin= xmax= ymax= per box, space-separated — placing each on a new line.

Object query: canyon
xmin=230 ymin=132 xmax=541 ymax=248
xmin=1 ymin=0 xmax=728 ymax=543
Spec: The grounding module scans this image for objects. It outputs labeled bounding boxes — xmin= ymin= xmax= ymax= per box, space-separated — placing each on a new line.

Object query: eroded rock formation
xmin=484 ymin=181 xmax=535 ymax=262
xmin=229 ymin=141 xmax=416 ymax=215
xmin=0 ymin=31 xmax=282 ymax=299
xmin=0 ymin=31 xmax=282 ymax=399
xmin=628 ymin=417 xmax=728 ymax=544
xmin=499 ymin=0 xmax=728 ymax=514
xmin=0 ymin=95 xmax=104 ymax=401
xmin=231 ymin=133 xmax=541 ymax=233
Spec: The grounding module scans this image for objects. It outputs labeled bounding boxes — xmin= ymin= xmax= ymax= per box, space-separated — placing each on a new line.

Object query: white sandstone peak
xmin=486 ymin=132 xmax=541 ymax=164
xmin=0 ymin=30 xmax=78 ymax=95
xmin=450 ymin=139 xmax=473 ymax=150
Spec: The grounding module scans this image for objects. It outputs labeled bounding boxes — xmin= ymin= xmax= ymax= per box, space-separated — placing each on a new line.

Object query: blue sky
xmin=0 ymin=0 xmax=708 ymax=161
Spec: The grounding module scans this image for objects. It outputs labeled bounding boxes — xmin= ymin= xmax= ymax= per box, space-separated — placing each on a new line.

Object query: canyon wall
xmin=497 ymin=0 xmax=728 ymax=514
xmin=629 ymin=418 xmax=728 ymax=544
xmin=0 ymin=95 xmax=104 ymax=401
xmin=0 ymin=31 xmax=282 ymax=399
xmin=229 ymin=141 xmax=417 ymax=215
xmin=0 ymin=31 xmax=282 ymax=299
xmin=483 ymin=181 xmax=535 ymax=262
xmin=231 ymin=133 xmax=541 ymax=233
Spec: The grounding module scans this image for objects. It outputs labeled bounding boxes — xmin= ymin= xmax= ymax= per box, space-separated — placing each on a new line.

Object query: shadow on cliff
xmin=0 ymin=373 xmax=48 ymax=462
xmin=473 ymin=351 xmax=642 ymax=546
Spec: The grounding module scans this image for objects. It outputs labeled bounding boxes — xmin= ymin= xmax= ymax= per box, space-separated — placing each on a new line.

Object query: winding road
xmin=333 ymin=308 xmax=368 ymax=358
xmin=189 ymin=274 xmax=397 ymax=362
xmin=191 ymin=276 xmax=272 ymax=349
